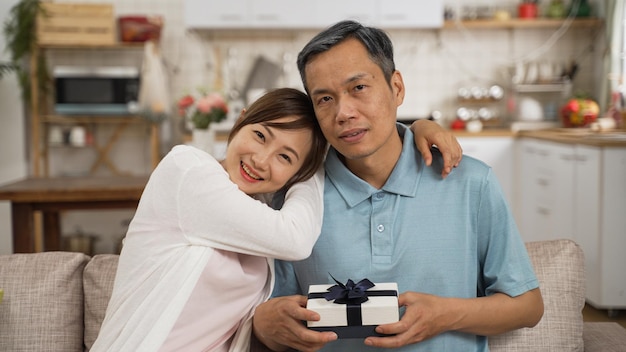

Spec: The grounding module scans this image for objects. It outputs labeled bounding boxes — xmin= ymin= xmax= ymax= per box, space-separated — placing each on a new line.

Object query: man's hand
xmin=252 ymin=295 xmax=337 ymax=352
xmin=363 ymin=289 xmax=543 ymax=349
xmin=364 ymin=292 xmax=453 ymax=348
xmin=410 ymin=119 xmax=462 ymax=178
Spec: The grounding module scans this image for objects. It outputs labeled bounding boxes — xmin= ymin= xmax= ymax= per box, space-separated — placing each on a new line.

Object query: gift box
xmin=306 ymin=278 xmax=399 ymax=339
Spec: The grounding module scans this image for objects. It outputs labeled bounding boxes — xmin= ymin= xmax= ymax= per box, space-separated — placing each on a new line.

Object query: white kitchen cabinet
xmin=250 ymin=0 xmax=315 ymax=28
xmin=516 ymin=139 xmax=580 ymax=243
xmin=376 ymin=0 xmax=443 ymax=28
xmin=312 ymin=0 xmax=377 ymax=27
xmin=184 ymin=0 xmax=443 ymax=29
xmin=577 ymin=146 xmax=626 ymax=312
xmin=184 ymin=0 xmax=250 ymax=29
xmin=518 ymin=138 xmax=626 ymax=312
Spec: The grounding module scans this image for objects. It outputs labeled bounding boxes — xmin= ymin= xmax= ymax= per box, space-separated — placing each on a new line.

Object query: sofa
xmin=1 ymin=239 xmax=625 ymax=352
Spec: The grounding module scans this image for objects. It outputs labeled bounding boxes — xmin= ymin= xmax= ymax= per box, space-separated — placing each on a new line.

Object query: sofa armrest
xmin=583 ymin=322 xmax=626 ymax=352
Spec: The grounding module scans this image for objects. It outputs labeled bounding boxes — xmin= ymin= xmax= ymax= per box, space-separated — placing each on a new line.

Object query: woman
xmin=92 ymin=88 xmax=327 ymax=352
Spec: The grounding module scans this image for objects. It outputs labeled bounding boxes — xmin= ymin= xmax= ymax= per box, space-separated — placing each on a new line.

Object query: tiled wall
xmin=45 ymin=0 xmax=606 ymax=253
xmin=50 ymin=0 xmax=605 ymax=123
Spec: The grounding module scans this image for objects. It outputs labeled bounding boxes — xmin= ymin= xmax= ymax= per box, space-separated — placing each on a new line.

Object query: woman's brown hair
xmin=228 ymin=88 xmax=327 ymax=192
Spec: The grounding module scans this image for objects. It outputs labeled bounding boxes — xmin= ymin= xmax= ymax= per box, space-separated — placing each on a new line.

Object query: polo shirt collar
xmin=324 ymin=123 xmax=423 ymax=208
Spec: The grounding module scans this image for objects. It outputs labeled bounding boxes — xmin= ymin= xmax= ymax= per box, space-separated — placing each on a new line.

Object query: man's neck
xmin=340 ymin=131 xmax=403 ymax=190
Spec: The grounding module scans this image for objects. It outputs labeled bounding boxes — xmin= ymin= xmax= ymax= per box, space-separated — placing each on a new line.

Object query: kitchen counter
xmin=518 ymin=128 xmax=626 ymax=147
xmin=451 ymin=129 xmax=516 ymax=137
xmin=447 ymin=127 xmax=626 ymax=147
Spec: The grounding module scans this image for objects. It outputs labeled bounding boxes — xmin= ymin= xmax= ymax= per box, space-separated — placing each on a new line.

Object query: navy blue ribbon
xmin=323 ymin=276 xmax=375 ymax=304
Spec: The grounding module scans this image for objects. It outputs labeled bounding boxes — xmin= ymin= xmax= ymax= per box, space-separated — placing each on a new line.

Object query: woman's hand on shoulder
xmin=410 ymin=119 xmax=462 ymax=179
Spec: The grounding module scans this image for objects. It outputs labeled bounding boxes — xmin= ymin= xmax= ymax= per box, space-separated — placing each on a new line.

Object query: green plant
xmin=2 ymin=0 xmax=49 ymax=101
xmin=0 ymin=62 xmax=17 ymax=79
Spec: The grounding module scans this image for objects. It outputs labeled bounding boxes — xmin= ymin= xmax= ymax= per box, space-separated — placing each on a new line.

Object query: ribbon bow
xmin=323 ymin=275 xmax=375 ymax=305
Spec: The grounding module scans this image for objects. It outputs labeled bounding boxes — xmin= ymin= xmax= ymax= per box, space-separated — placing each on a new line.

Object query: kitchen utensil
xmin=525 ymin=62 xmax=539 ymax=84
xmin=63 ymin=230 xmax=98 ymax=255
xmin=242 ymin=56 xmax=282 ymax=105
xmin=518 ymin=2 xmax=538 ymax=18
xmin=518 ymin=97 xmax=544 ymax=121
xmin=489 ymin=85 xmax=504 ymax=100
xmin=48 ymin=126 xmax=64 ymax=145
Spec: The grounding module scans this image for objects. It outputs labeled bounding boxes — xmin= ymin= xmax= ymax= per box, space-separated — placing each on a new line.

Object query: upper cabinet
xmin=250 ymin=0 xmax=316 ymax=28
xmin=377 ymin=0 xmax=443 ymax=28
xmin=184 ymin=0 xmax=249 ymax=28
xmin=184 ymin=0 xmax=443 ymax=29
xmin=313 ymin=0 xmax=377 ymax=27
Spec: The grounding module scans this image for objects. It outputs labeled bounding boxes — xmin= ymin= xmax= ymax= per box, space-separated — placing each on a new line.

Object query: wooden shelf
xmin=38 ymin=42 xmax=145 ymax=50
xmin=514 ymin=82 xmax=572 ymax=93
xmin=443 ymin=18 xmax=604 ymax=30
xmin=42 ymin=114 xmax=146 ymax=124
xmin=31 ymin=42 xmax=159 ymax=177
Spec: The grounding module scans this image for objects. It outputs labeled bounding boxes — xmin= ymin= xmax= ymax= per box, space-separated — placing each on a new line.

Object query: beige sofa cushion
xmin=489 ymin=239 xmax=585 ymax=351
xmin=83 ymin=254 xmax=119 ymax=350
xmin=0 ymin=251 xmax=89 ymax=352
xmin=583 ymin=322 xmax=626 ymax=352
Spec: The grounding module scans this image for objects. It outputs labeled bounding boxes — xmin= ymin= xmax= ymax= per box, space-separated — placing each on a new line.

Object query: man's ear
xmin=391 ymin=70 xmax=405 ymax=107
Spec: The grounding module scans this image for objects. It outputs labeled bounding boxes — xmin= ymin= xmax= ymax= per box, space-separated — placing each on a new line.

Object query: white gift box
xmin=306 ymin=282 xmax=399 ymax=339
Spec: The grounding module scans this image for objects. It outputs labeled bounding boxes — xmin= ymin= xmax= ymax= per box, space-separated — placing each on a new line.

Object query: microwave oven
xmin=54 ymin=66 xmax=140 ymax=115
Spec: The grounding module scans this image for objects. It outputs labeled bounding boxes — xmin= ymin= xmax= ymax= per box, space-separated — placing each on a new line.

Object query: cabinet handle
xmin=536 ymin=178 xmax=549 ymax=186
xmin=220 ymin=14 xmax=244 ymax=21
xmin=576 ymin=155 xmax=588 ymax=162
xmin=256 ymin=14 xmax=280 ymax=21
xmin=537 ymin=150 xmax=549 ymax=156
xmin=560 ymin=154 xmax=574 ymax=161
xmin=537 ymin=207 xmax=550 ymax=215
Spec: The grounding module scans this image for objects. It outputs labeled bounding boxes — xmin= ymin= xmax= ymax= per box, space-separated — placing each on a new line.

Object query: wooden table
xmin=0 ymin=176 xmax=148 ymax=253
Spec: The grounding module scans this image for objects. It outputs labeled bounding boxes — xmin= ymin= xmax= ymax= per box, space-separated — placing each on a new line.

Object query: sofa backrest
xmin=0 ymin=252 xmax=90 ymax=352
xmin=489 ymin=239 xmax=585 ymax=351
xmin=83 ymin=254 xmax=119 ymax=350
xmin=0 ymin=239 xmax=586 ymax=352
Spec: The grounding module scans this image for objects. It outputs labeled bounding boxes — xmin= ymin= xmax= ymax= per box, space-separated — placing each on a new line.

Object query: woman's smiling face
xmin=222 ymin=116 xmax=313 ymax=195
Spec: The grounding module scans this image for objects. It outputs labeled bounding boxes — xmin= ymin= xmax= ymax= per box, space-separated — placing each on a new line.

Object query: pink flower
xmin=196 ymin=96 xmax=213 ymax=113
xmin=178 ymin=90 xmax=229 ymax=129
xmin=177 ymin=95 xmax=195 ymax=110
xmin=196 ymin=93 xmax=229 ymax=114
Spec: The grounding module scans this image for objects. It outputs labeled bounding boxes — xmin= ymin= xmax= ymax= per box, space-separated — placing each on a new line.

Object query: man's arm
xmin=410 ymin=119 xmax=462 ymax=178
xmin=364 ymin=288 xmax=544 ymax=348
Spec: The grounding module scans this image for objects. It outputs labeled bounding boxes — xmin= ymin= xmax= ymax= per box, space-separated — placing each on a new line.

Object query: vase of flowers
xmin=177 ymin=89 xmax=228 ymax=155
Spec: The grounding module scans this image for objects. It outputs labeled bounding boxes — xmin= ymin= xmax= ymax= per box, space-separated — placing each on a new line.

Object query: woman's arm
xmin=177 ymin=159 xmax=324 ymax=260
xmin=410 ymin=119 xmax=462 ymax=178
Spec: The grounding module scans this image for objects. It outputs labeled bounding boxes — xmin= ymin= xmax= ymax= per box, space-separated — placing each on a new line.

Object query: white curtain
xmin=599 ymin=0 xmax=625 ymax=110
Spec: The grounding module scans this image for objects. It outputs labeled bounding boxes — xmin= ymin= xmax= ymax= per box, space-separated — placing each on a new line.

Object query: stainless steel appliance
xmin=54 ymin=66 xmax=140 ymax=115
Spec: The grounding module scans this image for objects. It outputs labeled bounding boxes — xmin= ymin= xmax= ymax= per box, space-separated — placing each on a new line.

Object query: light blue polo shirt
xmin=273 ymin=123 xmax=539 ymax=351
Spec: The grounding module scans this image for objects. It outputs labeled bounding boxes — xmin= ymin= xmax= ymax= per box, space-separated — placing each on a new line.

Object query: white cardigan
xmin=91 ymin=145 xmax=324 ymax=352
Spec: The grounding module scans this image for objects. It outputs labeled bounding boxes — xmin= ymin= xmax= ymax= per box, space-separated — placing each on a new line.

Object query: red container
xmin=118 ymin=16 xmax=162 ymax=42
xmin=518 ymin=3 xmax=538 ymax=19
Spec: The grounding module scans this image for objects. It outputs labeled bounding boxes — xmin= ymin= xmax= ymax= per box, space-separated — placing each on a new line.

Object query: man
xmin=252 ymin=20 xmax=543 ymax=351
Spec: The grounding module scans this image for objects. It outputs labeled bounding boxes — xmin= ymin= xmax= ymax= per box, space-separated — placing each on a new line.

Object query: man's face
xmin=304 ymin=38 xmax=405 ymax=162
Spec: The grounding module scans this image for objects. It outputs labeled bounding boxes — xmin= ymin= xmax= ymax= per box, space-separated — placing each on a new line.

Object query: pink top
xmin=159 ymin=250 xmax=268 ymax=351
